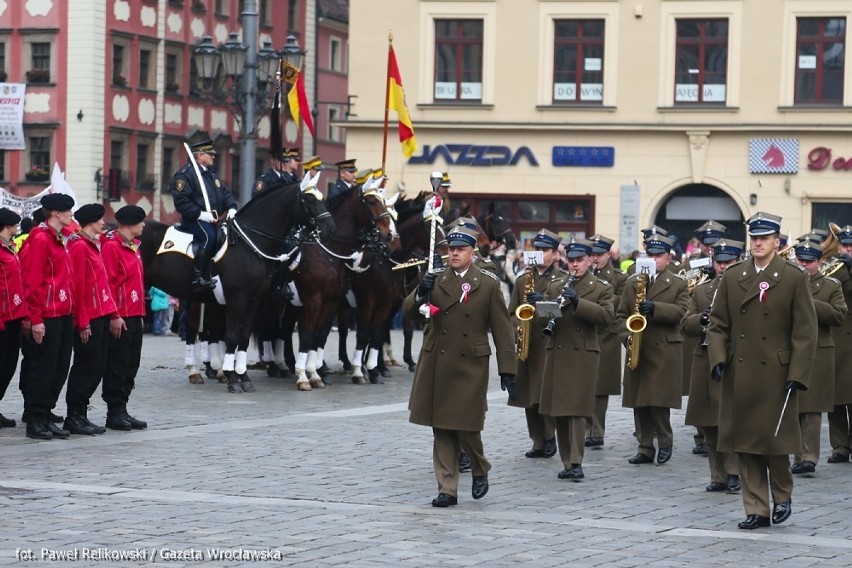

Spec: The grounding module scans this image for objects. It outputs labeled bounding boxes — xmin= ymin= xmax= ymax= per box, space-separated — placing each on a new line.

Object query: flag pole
xmin=381 ymin=31 xmax=393 ymax=173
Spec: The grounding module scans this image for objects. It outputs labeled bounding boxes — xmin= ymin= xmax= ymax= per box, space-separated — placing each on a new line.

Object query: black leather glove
xmin=785 ymin=380 xmax=805 ymax=393
xmin=710 ymin=363 xmax=725 ymax=382
xmin=701 ymin=265 xmax=716 ymax=280
xmin=699 ymin=308 xmax=711 ymax=328
xmin=839 ymin=254 xmax=852 ymax=271
xmin=500 ymin=373 xmax=518 ymax=400
xmin=432 ymin=253 xmax=444 ymax=270
xmin=561 ymin=287 xmax=579 ymax=306
xmin=638 ymin=300 xmax=655 ymax=316
xmin=417 ymin=272 xmax=436 ymax=297
xmin=526 ymin=291 xmax=544 ymax=304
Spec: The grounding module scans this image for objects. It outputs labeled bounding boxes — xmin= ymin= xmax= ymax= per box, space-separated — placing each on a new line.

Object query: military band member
xmin=326 ymin=158 xmax=357 ymax=211
xmin=708 ymin=211 xmax=817 ymax=530
xmin=791 ymin=240 xmax=847 ymax=474
xmin=693 ymin=220 xmax=726 ymax=258
xmin=403 ymin=226 xmax=517 ymax=508
xmin=0 ymin=208 xmax=25 ymax=428
xmin=507 ymin=229 xmax=563 ymax=459
xmin=585 ymin=234 xmax=626 ymax=447
xmin=65 ymin=204 xmax=119 ymax=436
xmin=170 ymin=139 xmax=238 ymax=292
xmin=21 ymin=193 xmax=76 ymax=440
xmin=540 ymin=239 xmax=614 ymax=480
xmin=827 ymin=225 xmax=852 ymax=463
xmin=615 ymin=234 xmax=689 ymax=465
xmin=681 ymin=239 xmax=743 ymax=493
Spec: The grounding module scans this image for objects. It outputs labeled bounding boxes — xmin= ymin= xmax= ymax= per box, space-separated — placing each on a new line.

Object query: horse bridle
xmin=482 ymin=213 xmax=513 ymax=244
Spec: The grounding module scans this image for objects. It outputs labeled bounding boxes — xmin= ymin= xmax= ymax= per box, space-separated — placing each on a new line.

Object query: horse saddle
xmin=158 ymin=224 xmax=228 ymax=259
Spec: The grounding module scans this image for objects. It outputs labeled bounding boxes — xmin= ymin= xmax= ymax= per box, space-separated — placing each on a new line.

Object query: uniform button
xmin=440 ymin=350 xmax=445 ymax=354
xmin=741 ymin=309 xmax=746 ymax=314
xmin=739 ymin=334 xmax=745 ymax=339
xmin=738 ymin=357 xmax=743 ymax=362
xmin=442 ymin=330 xmax=447 ymax=335
xmin=444 ymin=311 xmax=449 ymax=316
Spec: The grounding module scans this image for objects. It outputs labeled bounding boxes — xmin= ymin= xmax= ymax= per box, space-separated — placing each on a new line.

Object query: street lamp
xmin=191 ymin=1 xmax=305 ymax=204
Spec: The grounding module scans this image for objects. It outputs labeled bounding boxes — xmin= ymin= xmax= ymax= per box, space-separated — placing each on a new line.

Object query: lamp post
xmin=191 ymin=1 xmax=305 ymax=203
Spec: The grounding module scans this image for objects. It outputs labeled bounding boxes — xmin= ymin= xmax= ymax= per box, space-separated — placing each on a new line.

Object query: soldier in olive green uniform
xmin=681 ymin=239 xmax=743 ymax=493
xmin=404 ymin=226 xmax=517 ymax=508
xmin=791 ymin=240 xmax=847 ymax=474
xmin=615 ymin=234 xmax=689 ymax=466
xmin=507 ymin=229 xmax=564 ymax=458
xmin=539 ymin=239 xmax=614 ymax=480
xmin=827 ymin=226 xmax=852 ymax=463
xmin=585 ymin=234 xmax=626 ymax=447
xmin=708 ymin=212 xmax=818 ymax=530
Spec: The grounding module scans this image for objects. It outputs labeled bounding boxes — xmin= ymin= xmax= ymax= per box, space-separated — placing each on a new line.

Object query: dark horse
xmin=139 ymin=180 xmax=335 ymax=392
xmin=286 ymin=184 xmax=398 ymax=390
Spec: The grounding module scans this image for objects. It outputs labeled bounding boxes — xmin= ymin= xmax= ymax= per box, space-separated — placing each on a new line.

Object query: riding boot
xmin=192 ymin=248 xmax=215 ymax=292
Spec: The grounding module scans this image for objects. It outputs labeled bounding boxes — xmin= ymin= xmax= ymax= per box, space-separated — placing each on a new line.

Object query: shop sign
xmin=552 ymin=146 xmax=614 ymax=167
xmin=408 ymin=144 xmax=539 ymax=166
xmin=807 ymin=147 xmax=852 ymax=171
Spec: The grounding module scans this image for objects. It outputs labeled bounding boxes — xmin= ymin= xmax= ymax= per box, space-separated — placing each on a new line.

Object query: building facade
xmin=346 ymin=0 xmax=852 ymax=254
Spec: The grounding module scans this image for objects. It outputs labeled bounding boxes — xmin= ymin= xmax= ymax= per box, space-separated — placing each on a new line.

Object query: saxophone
xmin=515 ymin=265 xmax=536 ymax=361
xmin=625 ymin=273 xmax=648 ymax=370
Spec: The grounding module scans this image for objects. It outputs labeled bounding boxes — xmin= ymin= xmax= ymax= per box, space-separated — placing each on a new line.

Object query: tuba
xmin=625 ymin=273 xmax=648 ymax=370
xmin=515 ymin=265 xmax=536 ymax=361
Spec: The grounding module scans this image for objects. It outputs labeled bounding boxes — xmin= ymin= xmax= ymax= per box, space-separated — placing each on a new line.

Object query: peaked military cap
xmin=695 ymin=220 xmax=727 ymax=245
xmin=447 ymin=216 xmax=478 ymax=232
xmin=189 ymin=139 xmax=216 ymax=154
xmin=794 ymin=239 xmax=822 ymax=262
xmin=589 ymin=233 xmax=615 ymax=253
xmin=446 ymin=226 xmax=478 ymax=248
xmin=746 ymin=211 xmax=782 ymax=236
xmin=532 ymin=229 xmax=561 ymax=249
xmin=354 ymin=169 xmax=373 ymax=186
xmin=302 ymin=156 xmax=323 ymax=171
xmin=566 ymin=238 xmax=594 ymax=259
xmin=712 ymin=239 xmax=744 ymax=262
xmin=440 ymin=172 xmax=451 ymax=187
xmin=641 ymin=225 xmax=669 ymax=240
xmin=837 ymin=225 xmax=852 ymax=245
xmin=645 ymin=235 xmax=675 ymax=255
xmin=797 ymin=232 xmax=827 ymax=244
xmin=336 ymin=158 xmax=357 ymax=172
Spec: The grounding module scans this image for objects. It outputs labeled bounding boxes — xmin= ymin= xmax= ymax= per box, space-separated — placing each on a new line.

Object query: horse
xmin=139 ymin=179 xmax=335 ymax=393
xmin=286 ymin=184 xmax=399 ymax=390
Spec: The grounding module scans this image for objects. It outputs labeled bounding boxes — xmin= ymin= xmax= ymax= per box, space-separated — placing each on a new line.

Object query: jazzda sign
xmin=408 ymin=144 xmax=539 ymax=166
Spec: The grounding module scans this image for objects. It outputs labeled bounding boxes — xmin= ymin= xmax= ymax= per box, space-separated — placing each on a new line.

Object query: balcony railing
xmin=136 ymin=172 xmax=157 ymax=191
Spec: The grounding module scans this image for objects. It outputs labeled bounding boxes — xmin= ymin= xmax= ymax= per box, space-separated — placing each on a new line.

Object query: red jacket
xmin=68 ymin=233 xmax=118 ymax=330
xmin=101 ymin=230 xmax=146 ymax=318
xmin=0 ymin=238 xmax=27 ymax=329
xmin=21 ymin=224 xmax=74 ymax=324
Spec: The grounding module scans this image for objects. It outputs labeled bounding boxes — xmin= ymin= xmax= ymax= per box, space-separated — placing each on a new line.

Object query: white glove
xmin=227 ymin=208 xmax=237 ymax=220
xmin=198 ymin=211 xmax=215 ymax=223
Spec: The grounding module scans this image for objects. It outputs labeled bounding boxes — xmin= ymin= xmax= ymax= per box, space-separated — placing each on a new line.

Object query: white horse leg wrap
xmin=366 ymin=348 xmax=379 ymax=371
xmin=262 ymin=341 xmax=274 ymax=363
xmin=316 ymin=347 xmax=325 ymax=368
xmin=200 ymin=341 xmax=210 ymax=362
xmin=222 ymin=353 xmax=236 ymax=372
xmin=274 ymin=339 xmax=286 ymax=367
xmin=306 ymin=350 xmax=317 ymax=374
xmin=295 ymin=351 xmax=308 ymax=373
xmin=383 ymin=343 xmax=395 ymax=362
xmin=235 ymin=351 xmax=248 ymax=374
xmin=209 ymin=342 xmax=223 ymax=370
xmin=185 ymin=343 xmax=197 ymax=367
xmin=352 ymin=349 xmax=364 ymax=377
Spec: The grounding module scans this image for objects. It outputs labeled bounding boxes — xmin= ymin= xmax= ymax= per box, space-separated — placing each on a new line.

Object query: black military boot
xmin=64 ymin=412 xmax=97 ymax=436
xmin=121 ymin=411 xmax=148 ymax=430
xmin=191 ymin=249 xmax=215 ymax=292
xmin=105 ymin=407 xmax=133 ymax=431
xmin=26 ymin=415 xmax=53 ymax=440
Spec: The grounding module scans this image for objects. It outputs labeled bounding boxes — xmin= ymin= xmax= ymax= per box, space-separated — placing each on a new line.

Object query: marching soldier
xmin=539 ymin=239 xmax=614 ymax=480
xmin=707 ymin=211 xmax=817 ymax=530
xmin=827 ymin=225 xmax=852 ymax=463
xmin=507 ymin=229 xmax=563 ymax=459
xmin=791 ymin=240 xmax=847 ymax=474
xmin=0 ymin=208 xmax=25 ymax=428
xmin=614 ymin=234 xmax=689 ymax=465
xmin=445 ymin=216 xmax=497 ymax=275
xmin=585 ymin=234 xmax=626 ymax=448
xmin=170 ymin=139 xmax=238 ymax=292
xmin=681 ymin=239 xmax=743 ymax=493
xmin=327 ymin=158 xmax=357 ymax=211
xmin=693 ymin=220 xmax=726 ymax=258
xmin=403 ymin=226 xmax=517 ymax=508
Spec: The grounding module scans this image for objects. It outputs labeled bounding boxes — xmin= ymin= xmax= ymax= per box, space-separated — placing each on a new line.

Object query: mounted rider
xmin=169 ymin=138 xmax=238 ymax=293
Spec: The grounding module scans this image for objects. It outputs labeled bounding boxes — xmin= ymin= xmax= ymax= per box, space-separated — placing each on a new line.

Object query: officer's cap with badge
xmin=746 ymin=211 xmax=782 ymax=236
xmin=302 ymin=156 xmax=323 ymax=171
xmin=695 ymin=220 xmax=727 ymax=245
xmin=447 ymin=216 xmax=478 ymax=232
xmin=189 ymin=139 xmax=216 ymax=154
xmin=641 ymin=225 xmax=669 ymax=240
xmin=837 ymin=225 xmax=852 ymax=245
xmin=794 ymin=238 xmax=822 ymax=262
xmin=532 ymin=229 xmax=561 ymax=249
xmin=287 ymin=148 xmax=301 ymax=161
xmin=354 ymin=169 xmax=373 ymax=186
xmin=336 ymin=158 xmax=357 ymax=172
xmin=40 ymin=193 xmax=75 ymax=212
xmin=645 ymin=235 xmax=675 ymax=255
xmin=797 ymin=231 xmax=827 ymax=244
xmin=712 ymin=239 xmax=744 ymax=262
xmin=446 ymin=226 xmax=478 ymax=248
xmin=0 ymin=208 xmax=21 ymax=227
xmin=566 ymin=238 xmax=594 ymax=259
xmin=440 ymin=172 xmax=451 ymax=188
xmin=589 ymin=233 xmax=615 ymax=254
xmin=115 ymin=205 xmax=147 ymax=226
xmin=272 ymin=147 xmax=290 ymax=162
xmin=74 ymin=203 xmax=105 ymax=226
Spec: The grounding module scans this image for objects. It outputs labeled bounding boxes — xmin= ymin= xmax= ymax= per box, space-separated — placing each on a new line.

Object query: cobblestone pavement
xmin=1 ymin=330 xmax=851 ymax=566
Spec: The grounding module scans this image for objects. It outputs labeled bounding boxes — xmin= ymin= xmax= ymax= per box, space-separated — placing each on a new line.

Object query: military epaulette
xmin=671 ymin=271 xmax=686 ymax=280
xmin=826 ymin=276 xmax=841 ymax=286
xmin=480 ymin=268 xmax=500 ymax=282
xmin=786 ymin=260 xmax=807 ymax=272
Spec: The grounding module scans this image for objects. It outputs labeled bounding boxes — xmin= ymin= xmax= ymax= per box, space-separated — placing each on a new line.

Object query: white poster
xmin=0 ymin=185 xmax=49 ymax=218
xmin=0 ymin=83 xmax=26 ymax=150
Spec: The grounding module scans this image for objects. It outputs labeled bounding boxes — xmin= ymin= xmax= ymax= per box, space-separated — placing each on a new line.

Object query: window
xmin=112 ymin=44 xmax=127 ymax=87
xmin=136 ymin=142 xmax=156 ymax=190
xmin=165 ymin=50 xmax=181 ymax=93
xmin=139 ymin=48 xmax=152 ymax=89
xmin=288 ymin=0 xmax=298 ymax=34
xmin=27 ymin=42 xmax=51 ymax=83
xmin=110 ymin=140 xmax=124 ymax=171
xmin=214 ymin=0 xmax=228 ymax=16
xmin=329 ymin=37 xmax=342 ymax=72
xmin=259 ymin=0 xmax=271 ymax=26
xmin=0 ymin=41 xmax=6 ymax=81
xmin=162 ymin=144 xmax=177 ymax=190
xmin=26 ymin=135 xmax=51 ymax=181
xmin=553 ymin=19 xmax=604 ymax=103
xmin=674 ymin=19 xmax=728 ymax=103
xmin=795 ymin=18 xmax=845 ymax=105
xmin=434 ymin=19 xmax=483 ymax=102
xmin=327 ymin=107 xmax=341 ymax=142
xmin=0 ymin=150 xmax=5 ymax=181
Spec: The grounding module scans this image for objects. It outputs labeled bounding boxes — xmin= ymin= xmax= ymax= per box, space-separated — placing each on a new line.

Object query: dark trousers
xmin=66 ymin=316 xmax=110 ymax=414
xmin=102 ymin=316 xmax=143 ymax=413
xmin=23 ymin=315 xmax=74 ymax=417
xmin=182 ymin=217 xmax=217 ymax=256
xmin=0 ymin=319 xmax=22 ymax=400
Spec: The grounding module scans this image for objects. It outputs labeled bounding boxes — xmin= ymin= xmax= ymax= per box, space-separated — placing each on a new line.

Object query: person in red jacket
xmin=21 ymin=193 xmax=76 ymax=440
xmin=65 ymin=203 xmax=122 ymax=435
xmin=101 ymin=205 xmax=147 ymax=430
xmin=0 ymin=208 xmax=26 ymax=428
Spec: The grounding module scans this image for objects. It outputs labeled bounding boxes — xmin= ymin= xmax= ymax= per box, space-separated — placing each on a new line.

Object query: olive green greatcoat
xmin=681 ymin=277 xmax=722 ymax=426
xmin=404 ymin=265 xmax=517 ymax=432
xmin=507 ymin=264 xmax=564 ymax=408
xmin=615 ymin=269 xmax=689 ymax=409
xmin=538 ymin=271 xmax=614 ymax=417
xmin=798 ymin=273 xmax=846 ymax=413
xmin=593 ymin=264 xmax=627 ymax=396
xmin=832 ymin=266 xmax=852 ymax=404
xmin=707 ymin=254 xmax=818 ymax=455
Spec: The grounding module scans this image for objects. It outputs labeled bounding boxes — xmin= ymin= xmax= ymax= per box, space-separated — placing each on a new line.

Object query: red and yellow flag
xmin=287 ymin=71 xmax=315 ymax=137
xmin=387 ymin=45 xmax=417 ymax=158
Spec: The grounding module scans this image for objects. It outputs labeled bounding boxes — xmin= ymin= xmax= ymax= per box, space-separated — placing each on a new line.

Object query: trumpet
xmin=543 ymin=271 xmax=576 ymax=337
xmin=391 ymin=254 xmax=449 ymax=271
